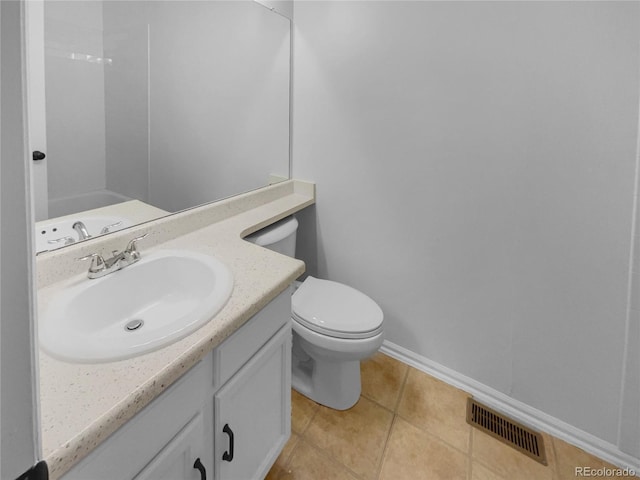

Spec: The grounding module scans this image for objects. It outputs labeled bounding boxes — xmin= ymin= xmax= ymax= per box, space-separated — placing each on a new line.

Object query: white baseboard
xmin=380 ymin=340 xmax=640 ymax=472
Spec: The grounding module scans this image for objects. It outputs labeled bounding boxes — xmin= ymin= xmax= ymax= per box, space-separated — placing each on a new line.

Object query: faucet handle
xmin=124 ymin=233 xmax=148 ymax=257
xmin=100 ymin=221 xmax=123 ymax=235
xmin=77 ymin=253 xmax=106 ymax=274
xmin=47 ymin=236 xmax=76 ymax=246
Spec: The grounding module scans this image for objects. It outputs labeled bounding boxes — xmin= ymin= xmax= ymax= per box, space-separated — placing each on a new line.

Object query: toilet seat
xmin=292 ymin=276 xmax=384 ymax=339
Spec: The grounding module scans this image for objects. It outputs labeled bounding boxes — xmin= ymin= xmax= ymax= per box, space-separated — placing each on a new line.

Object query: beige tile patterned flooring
xmin=266 ymin=352 xmax=635 ymax=480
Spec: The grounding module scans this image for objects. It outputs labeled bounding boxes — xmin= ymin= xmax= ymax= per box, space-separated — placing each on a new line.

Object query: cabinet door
xmin=134 ymin=406 xmax=212 ymax=480
xmin=215 ymin=324 xmax=291 ymax=480
xmin=62 ymin=356 xmax=214 ymax=480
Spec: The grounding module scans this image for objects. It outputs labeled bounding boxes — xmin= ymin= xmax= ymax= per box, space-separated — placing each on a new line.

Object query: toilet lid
xmin=291 ymin=276 xmax=384 ymax=339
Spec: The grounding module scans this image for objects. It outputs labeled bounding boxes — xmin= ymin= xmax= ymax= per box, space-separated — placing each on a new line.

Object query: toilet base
xmin=292 ymin=352 xmax=361 ymax=411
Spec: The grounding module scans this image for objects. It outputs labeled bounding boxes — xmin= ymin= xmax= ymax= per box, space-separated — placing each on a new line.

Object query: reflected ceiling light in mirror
xmin=45 ymin=47 xmax=112 ymax=65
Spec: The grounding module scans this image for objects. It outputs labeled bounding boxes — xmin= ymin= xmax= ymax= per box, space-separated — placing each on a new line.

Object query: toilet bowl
xmin=291 ymin=276 xmax=384 ymax=409
xmin=245 ymin=216 xmax=384 ymax=410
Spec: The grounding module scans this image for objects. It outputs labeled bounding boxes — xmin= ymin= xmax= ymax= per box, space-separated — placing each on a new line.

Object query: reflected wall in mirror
xmin=33 ymin=0 xmax=291 ymax=253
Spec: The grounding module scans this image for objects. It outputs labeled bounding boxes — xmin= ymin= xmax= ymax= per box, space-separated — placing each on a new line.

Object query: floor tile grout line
xmin=384 ymin=357 xmax=480 ymax=460
xmin=468 ymin=422 xmax=474 ymax=480
xmin=360 ymin=391 xmax=405 ymax=418
xmin=392 ymin=363 xmax=411 ymax=414
xmin=375 ymin=413 xmax=399 ymax=480
xmin=296 ymin=398 xmax=321 ymax=437
xmin=302 ymin=396 xmax=394 ymax=480
xmin=550 ymin=435 xmax=561 ymax=480
xmin=300 ymin=436 xmax=369 ymax=480
xmin=277 ymin=434 xmax=302 ymax=475
xmin=278 ymin=432 xmax=300 ymax=472
xmin=360 ymin=392 xmax=396 ymax=415
xmin=359 ymin=354 xmax=407 ymax=415
xmin=298 ymin=403 xmax=340 ymax=465
xmin=394 ymin=410 xmax=473 ymax=459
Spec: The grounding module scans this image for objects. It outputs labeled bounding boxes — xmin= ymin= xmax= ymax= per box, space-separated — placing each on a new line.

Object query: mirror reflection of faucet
xmin=72 ymin=220 xmax=123 ymax=241
xmin=47 ymin=236 xmax=76 ymax=246
xmin=100 ymin=221 xmax=123 ymax=235
xmin=35 ymin=216 xmax=134 ymax=252
xmin=72 ymin=221 xmax=91 ymax=240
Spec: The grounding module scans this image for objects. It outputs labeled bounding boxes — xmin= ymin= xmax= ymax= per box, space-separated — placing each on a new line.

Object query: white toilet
xmin=245 ymin=216 xmax=384 ymax=410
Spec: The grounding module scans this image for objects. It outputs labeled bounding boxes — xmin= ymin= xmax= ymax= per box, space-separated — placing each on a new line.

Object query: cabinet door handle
xmin=222 ymin=423 xmax=234 ymax=462
xmin=193 ymin=458 xmax=206 ymax=480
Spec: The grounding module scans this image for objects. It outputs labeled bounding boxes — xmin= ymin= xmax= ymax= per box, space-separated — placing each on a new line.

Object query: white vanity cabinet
xmin=133 ymin=405 xmax=212 ymax=480
xmin=215 ymin=324 xmax=291 ymax=480
xmin=60 ymin=291 xmax=291 ymax=480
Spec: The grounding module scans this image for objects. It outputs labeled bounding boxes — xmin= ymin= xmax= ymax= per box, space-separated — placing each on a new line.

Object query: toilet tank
xmin=244 ymin=216 xmax=298 ymax=257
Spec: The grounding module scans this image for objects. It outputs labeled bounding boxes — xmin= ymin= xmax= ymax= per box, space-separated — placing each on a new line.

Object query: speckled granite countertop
xmin=36 ymin=180 xmax=315 ymax=479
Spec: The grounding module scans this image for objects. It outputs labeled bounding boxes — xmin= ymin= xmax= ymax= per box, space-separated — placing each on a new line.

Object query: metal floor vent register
xmin=466 ymin=398 xmax=547 ymax=465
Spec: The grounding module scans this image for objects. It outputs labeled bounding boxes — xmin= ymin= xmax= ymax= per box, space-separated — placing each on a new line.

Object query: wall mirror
xmin=30 ymin=0 xmax=291 ymax=254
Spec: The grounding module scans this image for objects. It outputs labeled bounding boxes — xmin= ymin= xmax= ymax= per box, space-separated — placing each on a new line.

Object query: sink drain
xmin=125 ymin=319 xmax=144 ymax=331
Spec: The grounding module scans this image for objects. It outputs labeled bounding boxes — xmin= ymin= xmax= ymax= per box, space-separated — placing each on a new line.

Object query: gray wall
xmin=44 ymin=1 xmax=106 ymax=200
xmin=293 ymin=0 xmax=640 ymax=450
xmin=42 ymin=0 xmax=290 ymax=216
xmin=1 ymin=0 xmax=39 ymax=477
xmin=103 ymin=17 xmax=149 ymax=203
xmin=103 ymin=0 xmax=290 ymax=213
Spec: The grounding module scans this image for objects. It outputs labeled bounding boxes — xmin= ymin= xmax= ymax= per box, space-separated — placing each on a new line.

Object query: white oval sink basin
xmin=39 ymin=250 xmax=233 ymax=363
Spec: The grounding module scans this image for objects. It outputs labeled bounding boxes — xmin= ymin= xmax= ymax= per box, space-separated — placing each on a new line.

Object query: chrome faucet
xmin=72 ymin=221 xmax=91 ymax=240
xmin=77 ymin=233 xmax=148 ymax=279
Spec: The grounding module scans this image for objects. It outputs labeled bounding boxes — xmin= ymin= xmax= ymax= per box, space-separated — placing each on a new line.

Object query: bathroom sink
xmin=39 ymin=250 xmax=233 ymax=363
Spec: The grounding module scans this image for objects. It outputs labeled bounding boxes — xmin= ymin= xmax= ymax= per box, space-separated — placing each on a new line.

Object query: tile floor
xmin=266 ymin=352 xmax=636 ymax=480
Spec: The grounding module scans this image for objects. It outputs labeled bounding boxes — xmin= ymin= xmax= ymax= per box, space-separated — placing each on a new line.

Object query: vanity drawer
xmin=214 ymin=288 xmax=291 ymax=387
